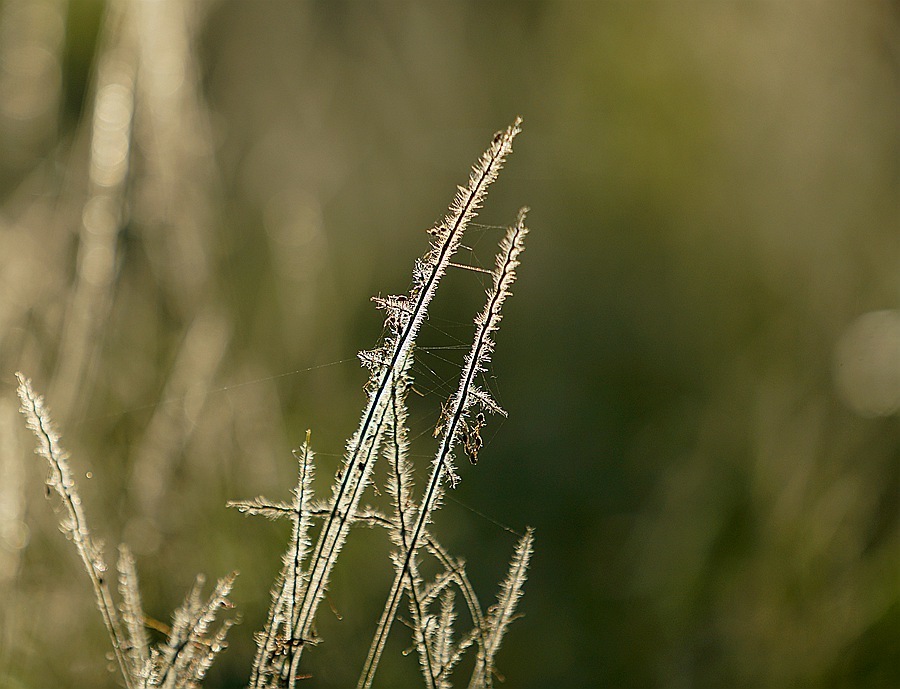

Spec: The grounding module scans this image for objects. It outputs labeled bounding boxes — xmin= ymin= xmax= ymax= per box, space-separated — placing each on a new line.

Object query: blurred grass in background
xmin=1 ymin=1 xmax=898 ymax=688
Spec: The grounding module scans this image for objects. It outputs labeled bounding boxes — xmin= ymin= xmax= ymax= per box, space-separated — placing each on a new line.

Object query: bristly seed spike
xmin=358 ymin=186 xmax=530 ymax=689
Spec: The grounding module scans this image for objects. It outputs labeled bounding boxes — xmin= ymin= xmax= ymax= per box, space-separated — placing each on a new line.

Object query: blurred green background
xmin=0 ymin=1 xmax=898 ymax=688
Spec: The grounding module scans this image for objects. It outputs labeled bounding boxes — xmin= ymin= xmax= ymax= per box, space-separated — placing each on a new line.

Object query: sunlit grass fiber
xmin=17 ymin=120 xmax=533 ymax=689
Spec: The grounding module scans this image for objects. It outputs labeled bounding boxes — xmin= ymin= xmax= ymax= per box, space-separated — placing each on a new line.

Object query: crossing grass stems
xmin=16 ymin=120 xmax=534 ymax=689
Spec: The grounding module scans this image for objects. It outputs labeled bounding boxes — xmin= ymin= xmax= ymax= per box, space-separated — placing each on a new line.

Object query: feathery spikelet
xmin=17 ymin=373 xmax=237 ymax=689
xmin=381 ymin=351 xmax=417 ymax=547
xmin=16 ymin=373 xmax=136 ymax=689
xmin=154 ymin=572 xmax=237 ymax=689
xmin=358 ymin=208 xmax=530 ymax=689
xmin=469 ymin=528 xmax=535 ymax=689
xmin=118 ymin=544 xmax=151 ymax=680
xmin=231 ymin=435 xmax=316 ymax=689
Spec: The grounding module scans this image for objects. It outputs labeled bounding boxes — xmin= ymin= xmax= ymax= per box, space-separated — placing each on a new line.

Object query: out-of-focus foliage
xmin=0 ymin=1 xmax=897 ymax=688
